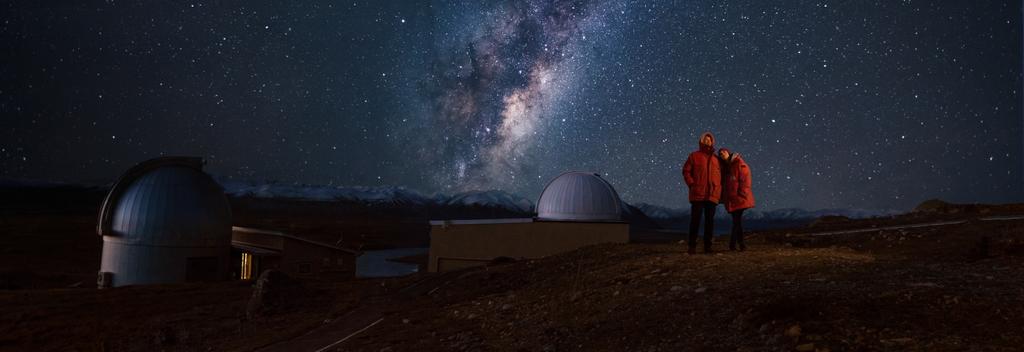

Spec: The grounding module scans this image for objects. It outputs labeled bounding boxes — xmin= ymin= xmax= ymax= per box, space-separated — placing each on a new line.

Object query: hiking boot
xmin=687 ymin=247 xmax=696 ymax=255
xmin=739 ymin=243 xmax=747 ymax=252
xmin=729 ymin=244 xmax=737 ymax=251
xmin=703 ymin=247 xmax=713 ymax=254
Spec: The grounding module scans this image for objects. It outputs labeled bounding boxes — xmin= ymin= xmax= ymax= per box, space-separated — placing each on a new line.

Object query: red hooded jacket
xmin=722 ymin=154 xmax=755 ymax=213
xmin=682 ymin=132 xmax=721 ymax=203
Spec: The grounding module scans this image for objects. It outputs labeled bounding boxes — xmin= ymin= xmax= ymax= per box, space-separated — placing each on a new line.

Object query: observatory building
xmin=97 ymin=157 xmax=233 ymax=288
xmin=230 ymin=226 xmax=360 ymax=280
xmin=427 ymin=171 xmax=630 ymax=272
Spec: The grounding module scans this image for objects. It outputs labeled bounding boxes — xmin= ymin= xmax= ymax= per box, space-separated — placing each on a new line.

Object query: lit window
xmin=240 ymin=253 xmax=253 ymax=280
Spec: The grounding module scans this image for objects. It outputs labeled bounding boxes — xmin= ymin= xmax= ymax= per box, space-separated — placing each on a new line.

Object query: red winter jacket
xmin=723 ymin=154 xmax=755 ymax=213
xmin=682 ymin=132 xmax=721 ymax=203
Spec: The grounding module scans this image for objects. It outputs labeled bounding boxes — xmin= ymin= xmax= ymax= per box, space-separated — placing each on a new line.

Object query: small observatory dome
xmin=536 ymin=171 xmax=624 ymax=222
xmin=97 ymin=157 xmax=232 ymax=287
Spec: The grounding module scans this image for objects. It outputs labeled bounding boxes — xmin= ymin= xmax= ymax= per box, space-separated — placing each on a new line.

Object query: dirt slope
xmin=335 ymin=219 xmax=1024 ymax=351
xmin=0 ymin=211 xmax=1022 ymax=351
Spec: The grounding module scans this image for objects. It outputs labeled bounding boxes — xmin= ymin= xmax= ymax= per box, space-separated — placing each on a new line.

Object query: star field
xmin=1 ymin=1 xmax=1021 ymax=211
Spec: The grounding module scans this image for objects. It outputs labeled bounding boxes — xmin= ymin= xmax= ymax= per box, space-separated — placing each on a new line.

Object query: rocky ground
xmin=336 ymin=217 xmax=1024 ymax=352
xmin=0 ymin=205 xmax=1022 ymax=351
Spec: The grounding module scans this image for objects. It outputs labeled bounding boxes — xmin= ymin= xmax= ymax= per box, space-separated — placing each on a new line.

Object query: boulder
xmin=784 ymin=324 xmax=802 ymax=338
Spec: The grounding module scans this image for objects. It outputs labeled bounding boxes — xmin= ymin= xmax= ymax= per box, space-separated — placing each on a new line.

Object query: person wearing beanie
xmin=718 ymin=148 xmax=756 ymax=251
xmin=681 ymin=132 xmax=722 ymax=254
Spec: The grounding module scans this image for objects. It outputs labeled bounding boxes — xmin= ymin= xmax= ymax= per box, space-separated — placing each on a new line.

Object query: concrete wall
xmin=428 ymin=221 xmax=628 ymax=272
xmin=100 ymin=241 xmax=230 ymax=287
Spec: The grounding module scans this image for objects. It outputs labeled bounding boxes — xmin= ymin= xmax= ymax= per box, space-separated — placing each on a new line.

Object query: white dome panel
xmin=536 ymin=172 xmax=623 ymax=222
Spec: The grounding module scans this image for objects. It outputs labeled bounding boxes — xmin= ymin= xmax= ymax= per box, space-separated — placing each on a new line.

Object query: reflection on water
xmin=356 ymin=247 xmax=428 ymax=278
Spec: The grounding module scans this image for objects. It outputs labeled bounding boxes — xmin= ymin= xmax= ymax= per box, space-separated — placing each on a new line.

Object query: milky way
xmin=421 ymin=0 xmax=607 ymax=191
xmin=1 ymin=1 xmax=1021 ymax=211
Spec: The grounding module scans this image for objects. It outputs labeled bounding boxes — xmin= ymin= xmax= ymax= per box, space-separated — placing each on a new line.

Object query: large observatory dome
xmin=97 ymin=157 xmax=232 ymax=287
xmin=536 ymin=172 xmax=623 ymax=222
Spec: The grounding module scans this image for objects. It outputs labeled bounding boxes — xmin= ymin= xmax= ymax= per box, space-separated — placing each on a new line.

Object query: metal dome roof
xmin=536 ymin=171 xmax=623 ymax=222
xmin=97 ymin=157 xmax=232 ymax=247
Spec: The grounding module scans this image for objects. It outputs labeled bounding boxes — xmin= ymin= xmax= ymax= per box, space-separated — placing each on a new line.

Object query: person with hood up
xmin=717 ymin=148 xmax=755 ymax=251
xmin=682 ymin=132 xmax=721 ymax=254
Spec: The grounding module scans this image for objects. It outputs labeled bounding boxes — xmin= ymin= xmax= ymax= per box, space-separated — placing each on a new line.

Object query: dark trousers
xmin=730 ymin=209 xmax=745 ymax=248
xmin=688 ymin=201 xmax=716 ymax=250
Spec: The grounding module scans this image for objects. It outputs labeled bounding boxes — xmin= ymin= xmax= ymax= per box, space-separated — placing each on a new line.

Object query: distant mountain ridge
xmin=633 ymin=202 xmax=897 ymax=221
xmin=441 ymin=190 xmax=534 ymax=213
xmin=2 ymin=177 xmax=897 ymax=224
xmin=220 ymin=180 xmax=536 ymax=213
xmin=220 ymin=181 xmax=899 ymax=224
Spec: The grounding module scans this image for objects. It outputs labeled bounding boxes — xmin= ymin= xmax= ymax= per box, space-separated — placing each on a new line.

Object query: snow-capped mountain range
xmin=2 ymin=177 xmax=896 ymax=221
xmin=221 ymin=181 xmax=895 ymax=220
xmin=220 ymin=180 xmax=535 ymax=213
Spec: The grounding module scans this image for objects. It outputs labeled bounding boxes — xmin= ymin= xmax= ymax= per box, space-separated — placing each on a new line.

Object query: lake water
xmin=356 ymin=247 xmax=428 ymax=278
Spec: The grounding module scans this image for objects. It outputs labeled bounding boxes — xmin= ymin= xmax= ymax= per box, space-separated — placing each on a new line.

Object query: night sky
xmin=2 ymin=1 xmax=1021 ymax=211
